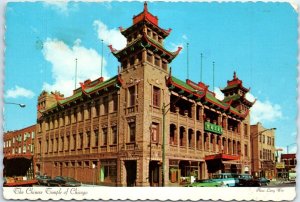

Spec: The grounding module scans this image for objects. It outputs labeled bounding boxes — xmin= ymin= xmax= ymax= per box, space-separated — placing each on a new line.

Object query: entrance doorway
xmin=125 ymin=160 xmax=137 ymax=187
xmin=230 ymin=164 xmax=237 ymax=173
xmin=149 ymin=161 xmax=160 ymax=186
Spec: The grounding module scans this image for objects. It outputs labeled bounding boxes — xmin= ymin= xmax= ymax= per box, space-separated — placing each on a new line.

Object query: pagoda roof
xmin=167 ymin=75 xmax=250 ymax=119
xmin=221 ymin=71 xmax=250 ymax=93
xmin=109 ymin=32 xmax=182 ymax=62
xmin=120 ymin=2 xmax=171 ymax=40
xmin=41 ymin=75 xmax=122 ymax=115
xmin=223 ymin=94 xmax=255 ymax=107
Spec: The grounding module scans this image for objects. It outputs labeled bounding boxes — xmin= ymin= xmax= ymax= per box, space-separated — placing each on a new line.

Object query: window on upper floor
xmin=153 ymin=86 xmax=161 ymax=107
xmin=129 ymin=122 xmax=136 ymax=143
xmin=112 ymin=94 xmax=118 ymax=112
xmin=128 ymin=86 xmax=136 ymax=107
xmin=112 ymin=126 xmax=118 ymax=145
xmin=103 ymin=96 xmax=109 ymax=114
xmin=151 ymin=123 xmax=159 ymax=143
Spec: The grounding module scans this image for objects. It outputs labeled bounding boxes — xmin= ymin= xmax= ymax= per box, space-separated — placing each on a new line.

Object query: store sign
xmin=204 ymin=122 xmax=223 ymax=135
xmin=276 ymin=162 xmax=285 ymax=169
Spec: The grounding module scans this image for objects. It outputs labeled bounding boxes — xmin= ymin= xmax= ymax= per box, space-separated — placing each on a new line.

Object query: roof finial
xmin=144 ymin=1 xmax=148 ymax=12
xmin=233 ymin=71 xmax=237 ymax=79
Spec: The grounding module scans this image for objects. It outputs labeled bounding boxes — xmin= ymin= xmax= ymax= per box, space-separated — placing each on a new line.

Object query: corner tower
xmin=109 ymin=2 xmax=182 ymax=186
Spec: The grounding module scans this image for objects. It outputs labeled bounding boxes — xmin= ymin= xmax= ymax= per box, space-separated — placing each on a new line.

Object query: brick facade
xmin=35 ymin=3 xmax=254 ymax=186
xmin=250 ymin=122 xmax=276 ymax=179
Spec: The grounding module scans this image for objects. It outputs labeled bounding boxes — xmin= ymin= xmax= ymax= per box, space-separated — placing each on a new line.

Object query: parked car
xmin=245 ymin=177 xmax=270 ymax=187
xmin=47 ymin=176 xmax=81 ymax=187
xmin=234 ymin=174 xmax=253 ymax=187
xmin=211 ymin=173 xmax=236 ymax=187
xmin=186 ymin=179 xmax=222 ymax=187
xmin=37 ymin=175 xmax=51 ymax=186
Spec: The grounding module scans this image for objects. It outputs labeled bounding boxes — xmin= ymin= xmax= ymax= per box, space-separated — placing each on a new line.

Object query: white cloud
xmin=251 ymin=100 xmax=282 ymax=124
xmin=168 ymin=42 xmax=184 ymax=52
xmin=5 ymin=85 xmax=35 ymax=99
xmin=43 ymin=1 xmax=69 ymax=14
xmin=214 ymin=87 xmax=224 ymax=100
xmin=214 ymin=88 xmax=282 ymax=124
xmin=93 ymin=20 xmax=126 ymax=50
xmin=182 ymin=34 xmax=188 ymax=40
xmin=42 ymin=38 xmax=107 ymax=96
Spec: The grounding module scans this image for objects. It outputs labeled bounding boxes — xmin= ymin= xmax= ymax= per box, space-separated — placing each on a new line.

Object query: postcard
xmin=1 ymin=0 xmax=298 ymax=201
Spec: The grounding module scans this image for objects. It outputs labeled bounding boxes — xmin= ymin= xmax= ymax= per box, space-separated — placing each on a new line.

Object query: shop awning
xmin=204 ymin=153 xmax=240 ymax=161
xmin=4 ymin=154 xmax=33 ymax=160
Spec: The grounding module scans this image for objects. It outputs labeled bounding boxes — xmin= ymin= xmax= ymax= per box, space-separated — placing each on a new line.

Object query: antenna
xmin=101 ymin=39 xmax=104 ymax=78
xmin=200 ymin=53 xmax=203 ymax=82
xmin=212 ymin=61 xmax=215 ymax=92
xmin=75 ymin=58 xmax=78 ymax=89
xmin=187 ymin=42 xmax=189 ymax=80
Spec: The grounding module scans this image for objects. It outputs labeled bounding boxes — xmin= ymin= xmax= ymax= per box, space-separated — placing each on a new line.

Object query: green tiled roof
xmin=223 ymin=94 xmax=241 ymax=102
xmin=206 ymin=92 xmax=228 ymax=108
xmin=46 ymin=76 xmax=118 ymax=112
xmin=222 ymin=84 xmax=239 ymax=91
xmin=171 ymin=76 xmax=195 ymax=92
xmin=85 ymin=75 xmax=118 ymax=93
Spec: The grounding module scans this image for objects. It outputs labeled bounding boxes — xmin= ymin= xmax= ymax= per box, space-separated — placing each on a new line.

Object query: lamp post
xmin=251 ymin=127 xmax=276 ymax=177
xmin=4 ymin=102 xmax=26 ymax=108
xmin=286 ymin=143 xmax=297 ymax=154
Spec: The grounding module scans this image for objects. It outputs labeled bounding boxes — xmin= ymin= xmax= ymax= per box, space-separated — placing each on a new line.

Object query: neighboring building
xmin=35 ymin=2 xmax=254 ymax=186
xmin=250 ymin=122 xmax=276 ymax=179
xmin=3 ymin=124 xmax=36 ymax=186
xmin=278 ymin=153 xmax=296 ymax=179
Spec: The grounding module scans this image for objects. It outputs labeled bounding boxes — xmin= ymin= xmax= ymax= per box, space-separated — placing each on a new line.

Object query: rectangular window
xmin=55 ymin=138 xmax=58 ymax=152
xmin=103 ymin=96 xmax=109 ymax=114
xmin=94 ymin=129 xmax=99 ymax=147
xmin=79 ymin=133 xmax=83 ymax=149
xmin=80 ymin=106 xmax=84 ymax=121
xmin=112 ymin=126 xmax=117 ymax=145
xmin=151 ymin=123 xmax=159 ymax=143
xmin=102 ymin=128 xmax=108 ymax=146
xmin=95 ymin=100 xmax=100 ymax=117
xmin=112 ymin=94 xmax=118 ymax=112
xmin=71 ymin=134 xmax=76 ymax=150
xmin=86 ymin=131 xmax=91 ymax=148
xmin=129 ymin=122 xmax=136 ymax=142
xmin=128 ymin=86 xmax=135 ymax=107
xmin=153 ymin=86 xmax=160 ymax=107
xmin=87 ymin=104 xmax=91 ymax=119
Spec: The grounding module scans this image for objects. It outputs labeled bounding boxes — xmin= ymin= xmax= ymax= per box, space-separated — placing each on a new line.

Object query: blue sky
xmin=3 ymin=1 xmax=298 ymax=153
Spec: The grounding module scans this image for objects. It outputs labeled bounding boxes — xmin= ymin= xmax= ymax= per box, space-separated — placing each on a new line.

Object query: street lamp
xmin=286 ymin=143 xmax=297 ymax=154
xmin=4 ymin=102 xmax=26 ymax=108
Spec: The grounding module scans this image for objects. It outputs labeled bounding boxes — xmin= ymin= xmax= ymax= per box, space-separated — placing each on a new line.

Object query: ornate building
xmin=250 ymin=122 xmax=276 ymax=179
xmin=35 ymin=2 xmax=254 ymax=186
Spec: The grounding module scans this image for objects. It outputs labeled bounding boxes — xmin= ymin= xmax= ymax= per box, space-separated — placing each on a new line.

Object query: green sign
xmin=204 ymin=122 xmax=223 ymax=135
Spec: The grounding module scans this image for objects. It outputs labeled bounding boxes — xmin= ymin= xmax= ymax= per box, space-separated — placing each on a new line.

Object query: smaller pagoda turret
xmin=108 ymin=2 xmax=182 ymax=72
xmin=221 ymin=71 xmax=255 ymax=113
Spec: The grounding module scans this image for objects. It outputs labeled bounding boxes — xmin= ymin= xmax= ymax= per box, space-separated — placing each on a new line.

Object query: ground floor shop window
xmin=100 ymin=160 xmax=117 ymax=183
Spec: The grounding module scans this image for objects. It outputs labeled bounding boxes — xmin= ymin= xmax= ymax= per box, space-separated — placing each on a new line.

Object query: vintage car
xmin=47 ymin=176 xmax=81 ymax=187
xmin=186 ymin=179 xmax=222 ymax=187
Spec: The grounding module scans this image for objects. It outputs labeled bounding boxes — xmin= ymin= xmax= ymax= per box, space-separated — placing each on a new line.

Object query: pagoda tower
xmin=221 ymin=71 xmax=255 ymax=113
xmin=108 ymin=2 xmax=182 ymax=186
